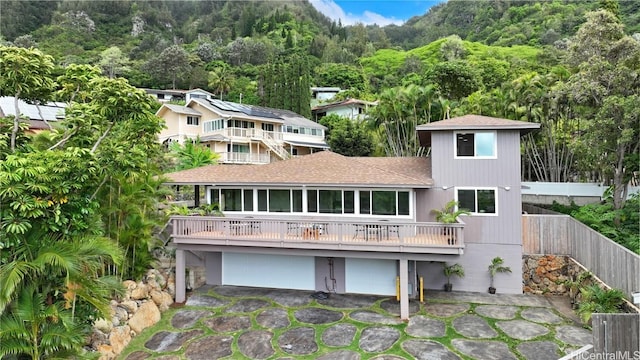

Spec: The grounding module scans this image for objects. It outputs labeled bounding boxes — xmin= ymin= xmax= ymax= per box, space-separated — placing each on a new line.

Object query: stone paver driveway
xmin=119 ymin=286 xmax=592 ymax=360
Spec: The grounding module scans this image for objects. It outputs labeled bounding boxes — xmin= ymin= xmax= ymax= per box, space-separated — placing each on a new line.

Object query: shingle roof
xmin=416 ymin=114 xmax=540 ymax=132
xmin=163 ymin=151 xmax=433 ymax=188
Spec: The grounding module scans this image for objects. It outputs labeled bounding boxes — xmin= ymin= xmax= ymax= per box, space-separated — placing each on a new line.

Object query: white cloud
xmin=309 ymin=0 xmax=404 ymax=26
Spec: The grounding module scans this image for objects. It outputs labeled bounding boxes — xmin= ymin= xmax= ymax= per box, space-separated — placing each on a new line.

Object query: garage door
xmin=222 ymin=252 xmax=315 ymax=290
xmin=345 ymin=258 xmax=397 ymax=295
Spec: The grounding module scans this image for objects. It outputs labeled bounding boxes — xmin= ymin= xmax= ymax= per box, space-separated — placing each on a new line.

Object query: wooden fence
xmin=522 ymin=214 xmax=640 ymax=299
xmin=592 ymin=313 xmax=640 ymax=355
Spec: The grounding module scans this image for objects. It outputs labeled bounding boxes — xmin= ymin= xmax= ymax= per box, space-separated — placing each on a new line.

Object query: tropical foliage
xmin=576 ymin=284 xmax=626 ymax=324
xmin=0 ymin=46 xmax=166 ymax=357
xmin=1 ymin=0 xmax=639 ymax=354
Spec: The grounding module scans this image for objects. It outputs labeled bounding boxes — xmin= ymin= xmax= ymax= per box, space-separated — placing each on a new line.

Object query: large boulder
xmin=109 ymin=325 xmax=132 ymax=354
xmin=131 ymin=283 xmax=149 ymax=300
xmin=128 ymin=301 xmax=161 ymax=335
xmin=150 ymin=290 xmax=174 ymax=311
xmin=119 ymin=300 xmax=138 ymax=315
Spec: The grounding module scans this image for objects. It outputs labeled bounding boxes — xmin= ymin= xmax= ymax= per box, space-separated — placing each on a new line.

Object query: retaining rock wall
xmin=90 ymin=268 xmax=175 ymax=360
xmin=522 ymin=255 xmax=585 ymax=295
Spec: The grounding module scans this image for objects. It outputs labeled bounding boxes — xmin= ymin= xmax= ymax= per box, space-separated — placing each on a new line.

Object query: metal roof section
xmin=0 ymin=97 xmax=66 ymax=122
xmin=283 ymin=140 xmax=330 ymax=149
xmin=312 ymin=98 xmax=378 ymax=111
xmin=207 ymin=99 xmax=282 ymax=120
xmin=189 ymin=98 xmax=326 ymax=130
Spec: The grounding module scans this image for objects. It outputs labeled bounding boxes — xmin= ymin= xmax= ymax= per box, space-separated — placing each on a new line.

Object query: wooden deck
xmin=170 ymin=216 xmax=464 ymax=254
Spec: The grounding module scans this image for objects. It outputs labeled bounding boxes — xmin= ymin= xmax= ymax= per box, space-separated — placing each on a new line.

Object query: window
xmin=262 ymin=123 xmax=274 ymax=132
xmin=457 ymin=188 xmax=496 ymax=214
xmin=203 ymin=119 xmax=225 ymax=132
xmin=253 ymin=189 xmax=304 ymax=213
xmin=227 ymin=120 xmax=254 ymax=129
xmin=187 ymin=116 xmax=200 ymax=126
xmin=308 ymin=190 xmax=318 ymax=213
xmin=228 ymin=144 xmax=249 ymax=153
xmin=344 ymin=191 xmax=355 ymax=214
xmin=359 ymin=191 xmax=371 ymax=215
xmin=292 ymin=190 xmax=303 ymax=212
xmin=359 ymin=190 xmax=410 ymax=216
xmin=243 ymin=189 xmax=253 ymax=211
xmin=221 ymin=189 xmax=242 ymax=211
xmin=258 ymin=190 xmax=267 ymax=211
xmin=317 ymin=190 xmax=341 ymax=214
xmin=269 ymin=190 xmax=290 ymax=212
xmin=455 ymin=132 xmax=496 ymax=158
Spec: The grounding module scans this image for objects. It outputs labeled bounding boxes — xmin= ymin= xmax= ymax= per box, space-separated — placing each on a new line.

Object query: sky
xmin=309 ymin=0 xmax=445 ymax=26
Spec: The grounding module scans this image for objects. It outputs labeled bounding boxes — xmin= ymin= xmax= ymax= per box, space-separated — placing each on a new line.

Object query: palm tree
xmin=0 ymin=285 xmax=85 ymax=359
xmin=169 ymin=138 xmax=219 ymax=171
xmin=488 ymin=257 xmax=512 ymax=293
xmin=208 ymin=67 xmax=234 ymax=100
xmin=0 ymin=229 xmax=123 ymax=318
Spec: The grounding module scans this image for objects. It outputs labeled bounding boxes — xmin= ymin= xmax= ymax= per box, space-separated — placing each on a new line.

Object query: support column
xmin=399 ymin=257 xmax=409 ymax=320
xmin=175 ymin=249 xmax=186 ymax=303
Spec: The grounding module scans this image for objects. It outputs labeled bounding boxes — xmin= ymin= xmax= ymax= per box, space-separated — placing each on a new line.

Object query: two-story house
xmin=157 ymin=98 xmax=329 ymax=164
xmin=163 ymin=115 xmax=539 ymax=319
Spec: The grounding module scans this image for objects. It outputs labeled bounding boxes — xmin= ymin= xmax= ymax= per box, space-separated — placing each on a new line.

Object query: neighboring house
xmin=157 ymin=98 xmax=329 ymax=164
xmin=311 ymin=98 xmax=377 ymax=122
xmin=310 ymin=87 xmax=342 ymax=107
xmin=164 ymin=115 xmax=539 ymax=319
xmin=0 ymin=96 xmax=66 ymax=133
xmin=143 ymin=88 xmax=214 ymax=104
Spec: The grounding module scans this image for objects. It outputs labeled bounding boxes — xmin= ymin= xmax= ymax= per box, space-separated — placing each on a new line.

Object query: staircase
xmin=261 ymin=132 xmax=290 ymax=160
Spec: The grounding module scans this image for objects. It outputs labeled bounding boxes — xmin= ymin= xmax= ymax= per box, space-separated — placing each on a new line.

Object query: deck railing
xmin=219 ymin=152 xmax=271 ymax=164
xmin=169 ymin=216 xmax=464 ymax=253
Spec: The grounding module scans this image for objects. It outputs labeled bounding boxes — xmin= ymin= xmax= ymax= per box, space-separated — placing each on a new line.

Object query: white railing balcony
xmin=169 ymin=216 xmax=464 ymax=255
xmin=219 ymin=152 xmax=271 ymax=164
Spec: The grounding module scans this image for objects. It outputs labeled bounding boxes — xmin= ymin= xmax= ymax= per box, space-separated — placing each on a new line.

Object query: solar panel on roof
xmin=207 ymin=99 xmax=282 ymax=119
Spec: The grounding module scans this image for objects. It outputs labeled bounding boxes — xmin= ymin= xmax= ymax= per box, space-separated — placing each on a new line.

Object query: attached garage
xmin=222 ymin=252 xmax=315 ymax=290
xmin=345 ymin=258 xmax=397 ymax=296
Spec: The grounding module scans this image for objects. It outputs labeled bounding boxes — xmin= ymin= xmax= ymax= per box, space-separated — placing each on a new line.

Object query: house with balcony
xmin=157 ymin=98 xmax=329 ymax=164
xmin=311 ymin=98 xmax=377 ymax=122
xmin=143 ymin=88 xmax=214 ymax=103
xmin=163 ymin=115 xmax=539 ymax=319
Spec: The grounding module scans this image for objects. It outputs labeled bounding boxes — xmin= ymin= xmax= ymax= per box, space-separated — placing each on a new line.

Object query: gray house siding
xmin=417 ymin=243 xmax=522 ymax=294
xmin=429 ymin=130 xmax=523 ymax=246
xmin=415 ymin=129 xmax=525 ymax=294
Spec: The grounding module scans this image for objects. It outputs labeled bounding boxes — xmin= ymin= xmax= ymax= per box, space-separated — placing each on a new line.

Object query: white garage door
xmin=345 ymin=258 xmax=397 ymax=295
xmin=222 ymin=253 xmax=315 ymax=290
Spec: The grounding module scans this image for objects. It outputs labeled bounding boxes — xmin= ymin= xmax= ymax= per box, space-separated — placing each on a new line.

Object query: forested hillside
xmin=0 ymin=2 xmax=638 ymax=357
